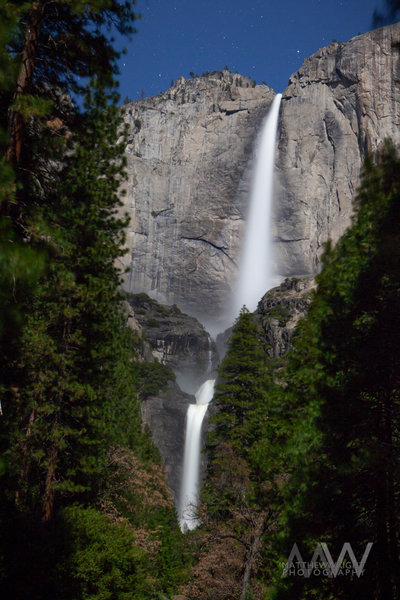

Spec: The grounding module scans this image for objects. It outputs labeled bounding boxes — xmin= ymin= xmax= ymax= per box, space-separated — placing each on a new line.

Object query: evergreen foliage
xmin=60 ymin=505 xmax=149 ymax=600
xmin=210 ymin=307 xmax=270 ymax=458
xmin=0 ymin=2 xmax=190 ymax=599
xmin=1 ymin=84 xmax=129 ymax=521
xmin=195 ymin=308 xmax=276 ymax=599
xmin=373 ymin=0 xmax=400 ymax=25
xmin=268 ymin=141 xmax=400 ymax=600
xmin=209 ymin=307 xmax=285 ymax=500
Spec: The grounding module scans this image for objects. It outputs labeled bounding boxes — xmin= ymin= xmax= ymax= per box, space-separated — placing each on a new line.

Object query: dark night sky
xmin=115 ymin=0 xmax=387 ymax=101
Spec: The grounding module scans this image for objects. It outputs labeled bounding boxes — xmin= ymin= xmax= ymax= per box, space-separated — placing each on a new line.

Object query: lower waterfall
xmin=179 ymin=379 xmax=215 ymax=532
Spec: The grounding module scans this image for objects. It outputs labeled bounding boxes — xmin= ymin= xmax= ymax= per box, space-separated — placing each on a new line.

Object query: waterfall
xmin=178 ymin=94 xmax=281 ymax=533
xmin=234 ymin=93 xmax=282 ymax=315
xmin=179 ymin=379 xmax=215 ymax=532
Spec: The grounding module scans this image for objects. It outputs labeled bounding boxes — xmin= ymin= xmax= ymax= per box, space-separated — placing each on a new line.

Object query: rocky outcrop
xmin=141 ymin=380 xmax=192 ymax=503
xmin=124 ymin=294 xmax=220 ymax=503
xmin=128 ymin=293 xmax=218 ymax=393
xmin=214 ymin=277 xmax=315 ymax=365
xmin=122 ymin=299 xmax=154 ymax=362
xmin=118 ymin=71 xmax=275 ymax=323
xmin=275 ymin=23 xmax=400 ymax=276
xmin=255 ymin=277 xmax=316 ymax=358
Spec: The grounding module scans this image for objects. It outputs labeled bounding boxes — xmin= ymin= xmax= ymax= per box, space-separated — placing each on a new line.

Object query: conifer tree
xmin=0 ymin=0 xmax=46 ymax=463
xmin=269 ymin=141 xmax=400 ymax=600
xmin=2 ymin=83 xmax=130 ymax=511
xmin=0 ymin=2 xmax=143 ymax=597
xmin=199 ymin=308 xmax=275 ymax=599
xmin=0 ymin=0 xmax=138 ymax=520
xmin=211 ymin=307 xmax=270 ymax=457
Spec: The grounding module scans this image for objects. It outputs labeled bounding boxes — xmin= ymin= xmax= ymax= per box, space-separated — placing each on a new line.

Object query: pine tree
xmin=1 ymin=83 xmax=129 ymax=514
xmin=0 ymin=0 xmax=138 ymax=521
xmin=198 ymin=308 xmax=276 ymax=599
xmin=0 ymin=3 xmax=193 ymax=599
xmin=269 ymin=141 xmax=400 ymax=600
xmin=0 ymin=0 xmax=46 ymax=477
xmin=0 ymin=2 xmax=141 ymax=597
xmin=210 ymin=307 xmax=270 ymax=457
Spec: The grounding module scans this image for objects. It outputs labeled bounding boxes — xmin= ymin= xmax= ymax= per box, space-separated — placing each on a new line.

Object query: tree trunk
xmin=240 ymin=513 xmax=270 ymax=600
xmin=42 ymin=444 xmax=57 ymax=522
xmin=6 ymin=5 xmax=41 ymax=168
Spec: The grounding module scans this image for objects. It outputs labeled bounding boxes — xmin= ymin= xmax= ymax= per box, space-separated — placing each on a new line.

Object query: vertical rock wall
xmin=118 ymin=72 xmax=275 ymax=324
xmin=119 ymin=24 xmax=400 ymax=324
xmin=275 ymin=23 xmax=400 ymax=276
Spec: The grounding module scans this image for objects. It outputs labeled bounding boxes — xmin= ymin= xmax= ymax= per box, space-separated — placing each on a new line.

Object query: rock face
xmin=122 ymin=299 xmax=155 ymax=362
xmin=141 ymin=380 xmax=192 ymax=504
xmin=128 ymin=293 xmax=218 ymax=393
xmin=118 ymin=26 xmax=400 ymax=504
xmin=275 ymin=23 xmax=400 ymax=276
xmin=118 ymin=25 xmax=400 ymax=325
xmin=255 ymin=277 xmax=316 ymax=358
xmin=123 ymin=294 xmax=220 ymax=502
xmin=118 ymin=71 xmax=275 ymax=324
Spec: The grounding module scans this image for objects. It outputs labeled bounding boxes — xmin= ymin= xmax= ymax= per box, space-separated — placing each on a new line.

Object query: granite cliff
xmin=118 ymin=71 xmax=275 ymax=325
xmin=118 ymin=25 xmax=400 ymax=506
xmin=119 ymin=24 xmax=400 ymax=326
xmin=275 ymin=22 xmax=400 ymax=276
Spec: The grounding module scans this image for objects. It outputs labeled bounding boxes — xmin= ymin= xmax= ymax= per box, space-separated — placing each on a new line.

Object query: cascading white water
xmin=234 ymin=93 xmax=282 ymax=315
xmin=178 ymin=94 xmax=281 ymax=533
xmin=179 ymin=379 xmax=215 ymax=532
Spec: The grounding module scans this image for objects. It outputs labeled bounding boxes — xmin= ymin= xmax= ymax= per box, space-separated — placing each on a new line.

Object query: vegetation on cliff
xmin=267 ymin=141 xmax=400 ymax=600
xmin=0 ymin=2 xmax=189 ymax=598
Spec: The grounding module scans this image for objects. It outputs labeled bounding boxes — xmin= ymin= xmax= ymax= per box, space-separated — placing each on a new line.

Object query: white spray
xmin=179 ymin=379 xmax=215 ymax=531
xmin=234 ymin=93 xmax=282 ymax=315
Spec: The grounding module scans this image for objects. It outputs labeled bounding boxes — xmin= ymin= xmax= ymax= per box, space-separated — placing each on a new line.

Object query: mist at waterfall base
xmin=178 ymin=95 xmax=281 ymax=532
xmin=179 ymin=379 xmax=215 ymax=532
xmin=233 ymin=93 xmax=282 ymax=317
xmin=174 ymin=334 xmax=215 ymax=396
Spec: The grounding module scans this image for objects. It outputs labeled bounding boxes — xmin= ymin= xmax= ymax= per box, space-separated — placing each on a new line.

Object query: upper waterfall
xmin=234 ymin=93 xmax=282 ymax=315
